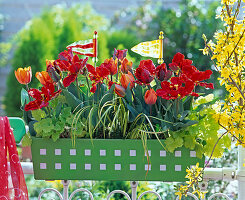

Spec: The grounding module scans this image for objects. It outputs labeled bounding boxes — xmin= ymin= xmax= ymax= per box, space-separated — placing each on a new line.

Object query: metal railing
xmin=20 ymin=146 xmax=245 ymax=199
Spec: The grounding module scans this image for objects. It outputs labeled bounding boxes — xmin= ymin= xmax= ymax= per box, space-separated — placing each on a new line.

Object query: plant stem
xmin=97 ymin=82 xmax=101 ymax=103
xmin=46 ymin=106 xmax=51 ymax=117
xmin=25 ymin=84 xmax=32 ymax=101
xmin=176 ymin=97 xmax=179 ymax=116
xmin=86 ymin=76 xmax=91 ymax=92
xmin=116 ymin=60 xmax=120 ymax=81
xmin=76 ymin=78 xmax=81 ymax=99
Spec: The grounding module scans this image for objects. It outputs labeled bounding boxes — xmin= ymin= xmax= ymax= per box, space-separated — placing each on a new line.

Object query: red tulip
xmin=156 ymin=63 xmax=172 ymax=81
xmin=121 ymin=58 xmax=132 ymax=73
xmin=144 ymin=89 xmax=157 ymax=105
xmin=113 ymin=49 xmax=127 ymax=60
xmin=87 ymin=63 xmax=110 ymax=93
xmin=103 ymin=58 xmax=118 ymax=75
xmin=138 ymin=60 xmax=156 ymax=74
xmin=63 ymin=57 xmax=88 ymax=87
xmin=121 ymin=71 xmax=135 ymax=89
xmin=15 ymin=66 xmax=32 ymax=85
xmin=135 ymin=60 xmax=155 ymax=84
xmin=169 ymin=52 xmax=192 ymax=71
xmin=24 ymin=84 xmax=61 ymax=111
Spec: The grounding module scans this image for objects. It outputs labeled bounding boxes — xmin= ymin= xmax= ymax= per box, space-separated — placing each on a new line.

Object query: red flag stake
xmin=93 ymin=31 xmax=98 ymax=68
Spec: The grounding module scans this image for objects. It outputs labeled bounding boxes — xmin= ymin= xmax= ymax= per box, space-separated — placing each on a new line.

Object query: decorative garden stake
xmin=131 ymin=31 xmax=164 ymax=64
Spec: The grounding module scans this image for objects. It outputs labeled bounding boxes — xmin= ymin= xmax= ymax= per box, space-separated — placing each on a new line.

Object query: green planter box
xmin=31 ymin=137 xmax=205 ymax=181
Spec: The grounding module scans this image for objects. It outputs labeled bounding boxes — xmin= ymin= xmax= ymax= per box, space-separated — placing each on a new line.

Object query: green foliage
xmin=33 ymin=105 xmax=86 ymax=142
xmin=164 ymin=100 xmax=231 ymax=159
xmin=4 ymin=4 xmax=109 ymax=116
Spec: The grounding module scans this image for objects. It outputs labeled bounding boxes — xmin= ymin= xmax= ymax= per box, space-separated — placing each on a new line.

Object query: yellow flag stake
xmin=158 ymin=31 xmax=164 ymax=64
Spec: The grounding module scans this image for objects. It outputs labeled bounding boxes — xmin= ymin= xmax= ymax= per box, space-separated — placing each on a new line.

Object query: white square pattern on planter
xmin=145 ymin=150 xmax=151 ymax=157
xmin=175 ymin=165 xmax=181 ymax=171
xmin=100 ymin=150 xmax=106 ymax=156
xmin=115 ymin=164 xmax=121 ymax=170
xmin=100 ymin=164 xmax=106 ymax=170
xmin=55 ymin=163 xmax=61 ymax=170
xmin=114 ymin=150 xmax=121 ymax=156
xmin=41 ymin=147 xmax=199 ymax=172
xmin=190 ymin=151 xmax=196 ymax=157
xmin=70 ymin=149 xmax=76 ymax=156
xmin=40 ymin=163 xmax=46 ymax=169
xmin=130 ymin=164 xmax=136 ymax=171
xmin=160 ymin=150 xmax=166 ymax=157
xmin=55 ymin=149 xmax=61 ymax=155
xmin=145 ymin=164 xmax=151 ymax=171
xmin=40 ymin=149 xmax=46 ymax=155
xmin=160 ymin=165 xmax=166 ymax=171
xmin=175 ymin=151 xmax=181 ymax=157
xmin=130 ymin=150 xmax=136 ymax=156
xmin=70 ymin=163 xmax=76 ymax=170
xmin=85 ymin=164 xmax=91 ymax=170
xmin=85 ymin=149 xmax=91 ymax=156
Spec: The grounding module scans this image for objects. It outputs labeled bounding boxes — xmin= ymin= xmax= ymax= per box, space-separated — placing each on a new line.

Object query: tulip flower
xmin=24 ymin=84 xmax=61 ymax=111
xmin=63 ymin=56 xmax=88 ymax=87
xmin=169 ymin=52 xmax=192 ymax=71
xmin=144 ymin=89 xmax=157 ymax=105
xmin=121 ymin=58 xmax=133 ymax=73
xmin=15 ymin=66 xmax=32 ymax=85
xmin=121 ymin=71 xmax=135 ymax=89
xmin=36 ymin=71 xmax=53 ymax=86
xmin=108 ymin=81 xmax=126 ymax=97
xmin=47 ymin=65 xmax=61 ymax=83
xmin=115 ymin=84 xmax=126 ymax=97
xmin=135 ymin=60 xmax=155 ymax=85
xmin=103 ymin=58 xmax=117 ymax=75
xmin=156 ymin=63 xmax=172 ymax=81
xmin=113 ymin=49 xmax=127 ymax=61
xmin=87 ymin=63 xmax=110 ymax=93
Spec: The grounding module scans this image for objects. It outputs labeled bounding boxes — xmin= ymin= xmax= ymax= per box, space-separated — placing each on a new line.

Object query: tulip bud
xmin=113 ymin=49 xmax=127 ymax=60
xmin=156 ymin=63 xmax=172 ymax=81
xmin=15 ymin=66 xmax=32 ymax=85
xmin=47 ymin=65 xmax=61 ymax=83
xmin=121 ymin=71 xmax=135 ymax=89
xmin=115 ymin=84 xmax=126 ymax=97
xmin=121 ymin=58 xmax=133 ymax=73
xmin=36 ymin=71 xmax=53 ymax=86
xmin=144 ymin=89 xmax=157 ymax=105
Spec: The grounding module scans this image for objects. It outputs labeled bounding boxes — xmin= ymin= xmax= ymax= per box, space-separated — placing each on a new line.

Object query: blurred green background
xmin=0 ymin=0 xmax=236 ymax=199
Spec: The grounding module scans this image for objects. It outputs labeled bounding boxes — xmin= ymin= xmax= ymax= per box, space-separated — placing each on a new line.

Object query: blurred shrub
xmin=4 ymin=4 xmax=109 ymax=116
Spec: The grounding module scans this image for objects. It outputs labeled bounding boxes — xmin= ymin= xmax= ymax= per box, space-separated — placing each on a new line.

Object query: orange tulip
xmin=121 ymin=58 xmax=132 ymax=73
xmin=36 ymin=71 xmax=53 ymax=86
xmin=115 ymin=84 xmax=126 ymax=97
xmin=15 ymin=66 xmax=32 ymax=85
xmin=144 ymin=89 xmax=157 ymax=105
xmin=121 ymin=71 xmax=135 ymax=89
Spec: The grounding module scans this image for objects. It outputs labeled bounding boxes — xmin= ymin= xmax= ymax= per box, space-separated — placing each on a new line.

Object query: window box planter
xmin=31 ymin=137 xmax=205 ymax=181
